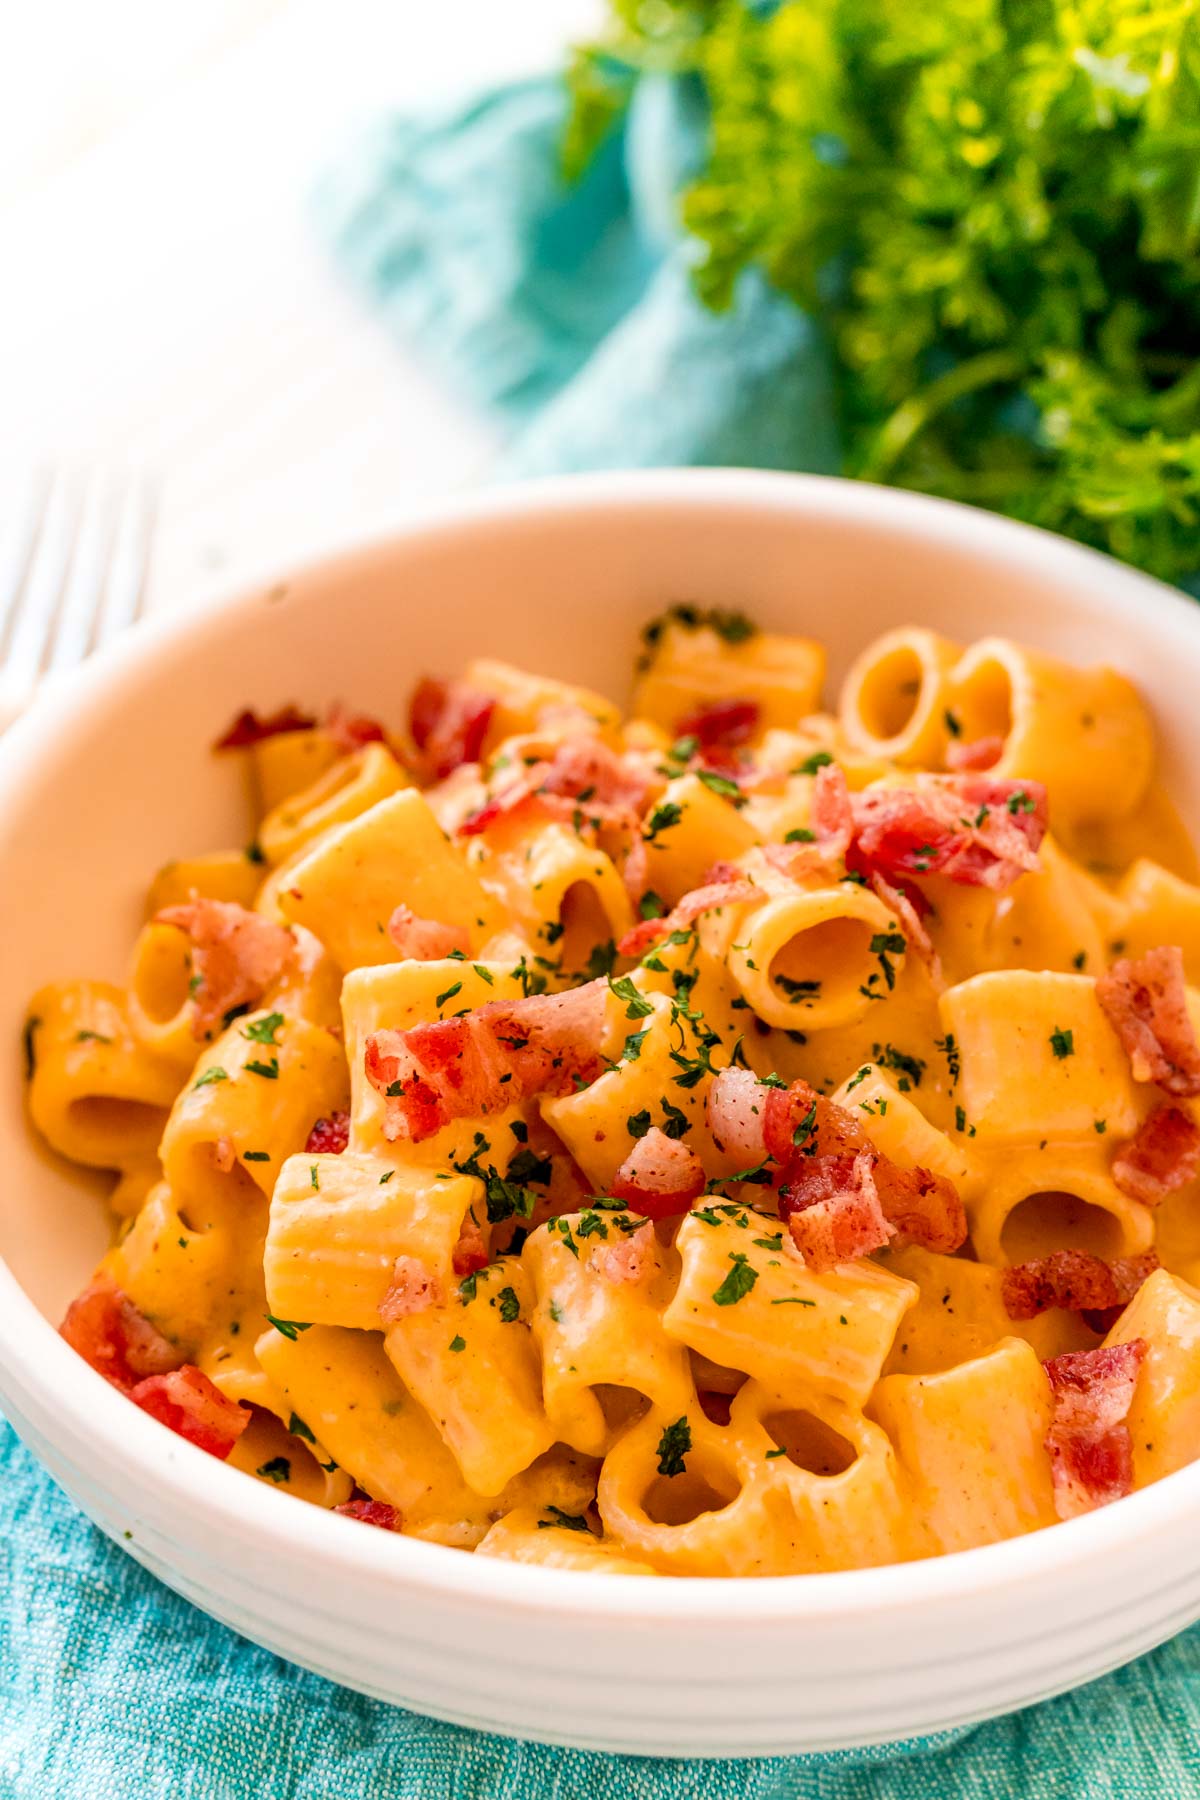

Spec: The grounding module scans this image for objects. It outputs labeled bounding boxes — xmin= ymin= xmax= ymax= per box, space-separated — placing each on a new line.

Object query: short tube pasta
xmin=33 ymin=612 xmax=1200 ymax=1566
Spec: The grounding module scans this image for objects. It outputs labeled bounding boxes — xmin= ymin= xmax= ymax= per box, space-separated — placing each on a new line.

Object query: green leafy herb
xmin=264 ymin=1315 xmax=312 ymax=1341
xmin=627 ymin=1108 xmax=652 ymax=1139
xmin=194 ymin=1066 xmax=228 ymax=1089
xmin=435 ymin=981 xmax=463 ymax=1009
xmin=22 ymin=1016 xmax=40 ymax=1080
xmin=449 ymin=1334 xmax=467 ymax=1354
xmin=245 ymin=1057 xmax=279 ymax=1080
xmin=243 ymin=1150 xmax=270 ymax=1163
xmin=256 ymin=1457 xmax=291 ymax=1485
xmin=640 ymin=890 xmax=666 ymax=920
xmin=870 ymin=930 xmax=907 ymax=992
xmin=288 ymin=1413 xmax=316 ymax=1444
xmin=784 ymin=827 xmax=816 ymax=844
xmin=497 ymin=1286 xmax=521 ymax=1323
xmin=609 ymin=973 xmax=654 ymax=1019
xmin=244 ymin=841 xmax=266 ymax=865
xmin=1049 ymin=1027 xmax=1075 ymax=1059
xmin=793 ymin=751 xmax=833 ymax=777
xmin=656 ymin=1416 xmax=692 ymax=1477
xmin=712 ymin=1251 xmax=758 ymax=1307
xmin=243 ymin=1011 xmax=284 ymax=1045
xmin=536 ymin=1505 xmax=592 ymax=1533
xmin=697 ymin=768 xmax=743 ymax=802
xmin=645 ymin=800 xmax=684 ymax=841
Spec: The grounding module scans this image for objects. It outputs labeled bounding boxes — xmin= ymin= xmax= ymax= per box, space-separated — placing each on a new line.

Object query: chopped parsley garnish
xmin=784 ymin=827 xmax=816 ymax=844
xmin=792 ymin=1100 xmax=819 ymax=1150
xmin=621 ymin=1028 xmax=646 ymax=1063
xmin=584 ymin=939 xmax=618 ymax=979
xmin=872 ymin=1042 xmax=926 ymax=1091
xmin=244 ymin=841 xmax=266 ymax=864
xmin=645 ymin=800 xmax=684 ymax=841
xmin=74 ymin=1029 xmax=112 ymax=1045
xmin=638 ymin=605 xmax=757 ymax=670
xmin=1073 ymin=950 xmax=1088 ymax=971
xmin=660 ymin=1099 xmax=691 ymax=1139
xmin=194 ymin=1066 xmax=228 ymax=1089
xmin=473 ymin=964 xmax=495 ymax=985
xmin=771 ymin=1296 xmax=817 ymax=1307
xmin=506 ymin=1146 xmax=552 ymax=1187
xmin=256 ymin=1457 xmax=291 ymax=1484
xmin=944 ymin=709 xmax=961 ymax=737
xmin=536 ymin=1506 xmax=592 ymax=1533
xmin=712 ymin=1251 xmax=758 ymax=1306
xmin=697 ymin=768 xmax=743 ymax=803
xmin=245 ymin=1057 xmax=279 ymax=1080
xmin=609 ymin=974 xmax=654 ymax=1019
xmin=243 ymin=1150 xmax=270 ymax=1163
xmin=243 ymin=1011 xmax=284 ymax=1045
xmin=793 ymin=750 xmax=834 ymax=776
xmin=449 ymin=1334 xmax=467 ymax=1353
xmin=1095 ymin=1119 xmax=1107 ymax=1134
xmin=379 ymin=1170 xmax=395 ymax=1184
xmin=264 ymin=1315 xmax=312 ymax=1341
xmin=435 ymin=981 xmax=463 ymax=1009
xmin=288 ymin=1414 xmax=315 ymax=1444
xmin=627 ymin=1108 xmax=652 ymax=1139
xmin=655 ymin=1416 xmax=692 ymax=1478
xmin=496 ymin=1286 xmax=521 ymax=1323
xmin=1049 ymin=1027 xmax=1075 ymax=1059
xmin=22 ymin=1016 xmax=40 ymax=1080
xmin=936 ymin=1033 xmax=961 ymax=1085
xmin=774 ymin=974 xmax=821 ymax=1001
xmin=639 ymin=890 xmax=665 ymax=920
xmin=870 ymin=930 xmax=907 ymax=991
xmin=1007 ymin=790 xmax=1036 ymax=815
xmin=548 ymin=1297 xmax=564 ymax=1324
xmin=309 ymin=1164 xmax=319 ymax=1190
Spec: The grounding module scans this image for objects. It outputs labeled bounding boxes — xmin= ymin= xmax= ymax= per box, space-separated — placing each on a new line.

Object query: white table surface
xmin=1 ymin=1 xmax=597 ymax=618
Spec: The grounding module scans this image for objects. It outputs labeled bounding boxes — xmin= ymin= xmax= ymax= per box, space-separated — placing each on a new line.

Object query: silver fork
xmin=0 ymin=466 xmax=157 ymax=730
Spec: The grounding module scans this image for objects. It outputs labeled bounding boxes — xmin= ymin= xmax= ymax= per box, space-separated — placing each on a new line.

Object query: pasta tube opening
xmin=761 ymin=1408 xmax=857 ymax=1477
xmin=839 ymin=627 xmax=959 ymax=763
xmin=723 ymin=885 xmax=905 ymax=1030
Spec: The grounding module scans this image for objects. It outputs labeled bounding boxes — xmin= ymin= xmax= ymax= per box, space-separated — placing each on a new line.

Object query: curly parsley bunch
xmin=567 ymin=0 xmax=1200 ymax=584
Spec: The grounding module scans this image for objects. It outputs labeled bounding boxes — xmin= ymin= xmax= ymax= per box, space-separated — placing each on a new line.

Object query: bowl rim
xmin=3 ymin=464 xmax=1200 ymax=1625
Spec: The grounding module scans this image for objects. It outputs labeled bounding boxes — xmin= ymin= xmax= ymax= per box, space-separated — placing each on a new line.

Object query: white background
xmin=1 ymin=1 xmax=596 ymax=614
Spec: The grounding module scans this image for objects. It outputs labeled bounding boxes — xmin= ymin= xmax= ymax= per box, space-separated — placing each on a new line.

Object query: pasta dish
xmin=26 ymin=609 xmax=1200 ymax=1576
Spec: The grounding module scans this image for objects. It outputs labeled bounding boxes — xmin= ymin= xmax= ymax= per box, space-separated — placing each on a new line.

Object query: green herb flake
xmin=655 ymin=1416 xmax=692 ymax=1478
xmin=1049 ymin=1027 xmax=1075 ymax=1060
xmin=264 ymin=1315 xmax=312 ymax=1341
xmin=243 ymin=1011 xmax=284 ymax=1045
xmin=496 ymin=1286 xmax=521 ymax=1323
xmin=288 ymin=1413 xmax=316 ymax=1444
xmin=536 ymin=1505 xmax=591 ymax=1533
xmin=245 ymin=1057 xmax=279 ymax=1080
xmin=256 ymin=1457 xmax=291 ymax=1485
xmin=449 ymin=1334 xmax=467 ymax=1354
xmin=712 ymin=1251 xmax=758 ymax=1307
xmin=193 ymin=1066 xmax=228 ymax=1089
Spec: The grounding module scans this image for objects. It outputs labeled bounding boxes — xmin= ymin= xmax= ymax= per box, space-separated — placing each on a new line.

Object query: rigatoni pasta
xmin=30 ymin=606 xmax=1200 ymax=1575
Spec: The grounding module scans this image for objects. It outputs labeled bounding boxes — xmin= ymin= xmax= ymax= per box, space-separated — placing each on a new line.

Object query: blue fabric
xmin=4 ymin=68 xmax=1200 ymax=1800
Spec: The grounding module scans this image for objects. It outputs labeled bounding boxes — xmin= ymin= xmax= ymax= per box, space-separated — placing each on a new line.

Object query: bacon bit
xmin=617 ymin=877 xmax=760 ymax=959
xmin=1112 ymin=1105 xmax=1200 ymax=1206
xmin=1096 ymin=947 xmax=1200 ymax=1098
xmin=458 ymin=738 xmax=649 ymax=839
xmin=386 ymin=904 xmax=471 ymax=962
xmin=334 ymin=1499 xmax=403 ymax=1531
xmin=809 ymin=762 xmax=854 ymax=863
xmin=214 ymin=705 xmax=316 ymax=750
xmin=597 ymin=1220 xmax=657 ymax=1282
xmin=676 ymin=697 xmax=761 ymax=750
xmin=610 ymin=1128 xmax=706 ymax=1221
xmin=1002 ymin=1249 xmax=1159 ymax=1322
xmin=154 ymin=899 xmax=295 ymax=1040
xmin=868 ymin=870 xmax=941 ymax=987
xmin=409 ymin=676 xmax=496 ymax=781
xmin=305 ymin=1110 xmax=349 ymax=1156
xmin=705 ymin=1066 xmax=768 ymax=1160
xmin=452 ymin=1213 xmax=490 ymax=1277
xmin=782 ymin=1148 xmax=895 ymax=1274
xmin=365 ymin=983 xmax=608 ymax=1143
xmin=1043 ymin=1340 xmax=1146 ymax=1520
xmin=945 ymin=735 xmax=1004 ymax=773
xmin=379 ymin=1255 xmax=444 ymax=1323
xmin=764 ymin=1080 xmax=966 ymax=1255
xmin=325 ymin=701 xmax=388 ymax=754
xmin=130 ymin=1366 xmax=249 ymax=1460
xmin=60 ymin=1275 xmax=179 ymax=1391
xmin=849 ymin=774 xmax=1047 ymax=891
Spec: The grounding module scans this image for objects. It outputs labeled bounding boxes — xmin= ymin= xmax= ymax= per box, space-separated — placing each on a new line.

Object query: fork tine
xmin=96 ymin=469 xmax=156 ymax=644
xmin=0 ymin=469 xmax=79 ymax=722
xmin=0 ymin=470 xmax=52 ymax=658
xmin=46 ymin=467 xmax=120 ymax=677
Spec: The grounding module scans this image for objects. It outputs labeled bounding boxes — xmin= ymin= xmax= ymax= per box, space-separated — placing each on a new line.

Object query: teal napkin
xmin=3 ymin=70 xmax=1199 ymax=1800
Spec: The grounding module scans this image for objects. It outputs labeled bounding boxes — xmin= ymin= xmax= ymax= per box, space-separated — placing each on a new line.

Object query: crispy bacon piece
xmin=409 ymin=677 xmax=496 ymax=781
xmin=386 ymin=904 xmax=471 ymax=962
xmin=130 ymin=1367 xmax=249 ymax=1460
xmin=1096 ymin=947 xmax=1200 ymax=1098
xmin=597 ymin=1220 xmax=657 ymax=1283
xmin=334 ymin=1499 xmax=403 ymax=1531
xmin=155 ymin=898 xmax=295 ymax=1040
xmin=214 ymin=704 xmax=316 ymax=750
xmin=617 ymin=877 xmax=760 ymax=959
xmin=379 ymin=1256 xmax=443 ymax=1323
xmin=848 ymin=774 xmax=1047 ymax=891
xmin=868 ymin=869 xmax=941 ymax=986
xmin=60 ymin=1275 xmax=178 ymax=1391
xmin=945 ymin=735 xmax=1004 ymax=773
xmin=365 ymin=982 xmax=608 ymax=1143
xmin=781 ymin=1148 xmax=894 ymax=1273
xmin=809 ymin=762 xmax=854 ymax=864
xmin=676 ymin=697 xmax=760 ymax=750
xmin=452 ymin=1213 xmax=490 ymax=1277
xmin=305 ymin=1110 xmax=349 ymax=1156
xmin=1112 ymin=1105 xmax=1200 ymax=1206
xmin=1043 ymin=1340 xmax=1146 ymax=1520
xmin=458 ymin=738 xmax=650 ymax=840
xmin=764 ymin=1080 xmax=966 ymax=1255
xmin=1001 ymin=1250 xmax=1159 ymax=1322
xmin=705 ymin=1065 xmax=768 ymax=1161
xmin=610 ymin=1128 xmax=707 ymax=1221
xmin=325 ymin=702 xmax=388 ymax=754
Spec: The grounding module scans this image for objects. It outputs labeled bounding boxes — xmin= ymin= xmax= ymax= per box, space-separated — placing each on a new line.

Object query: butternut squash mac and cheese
xmin=27 ymin=611 xmax=1200 ymax=1574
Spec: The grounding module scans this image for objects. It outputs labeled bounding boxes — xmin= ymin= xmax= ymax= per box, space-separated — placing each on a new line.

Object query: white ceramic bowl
xmin=3 ymin=471 xmax=1200 ymax=1759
